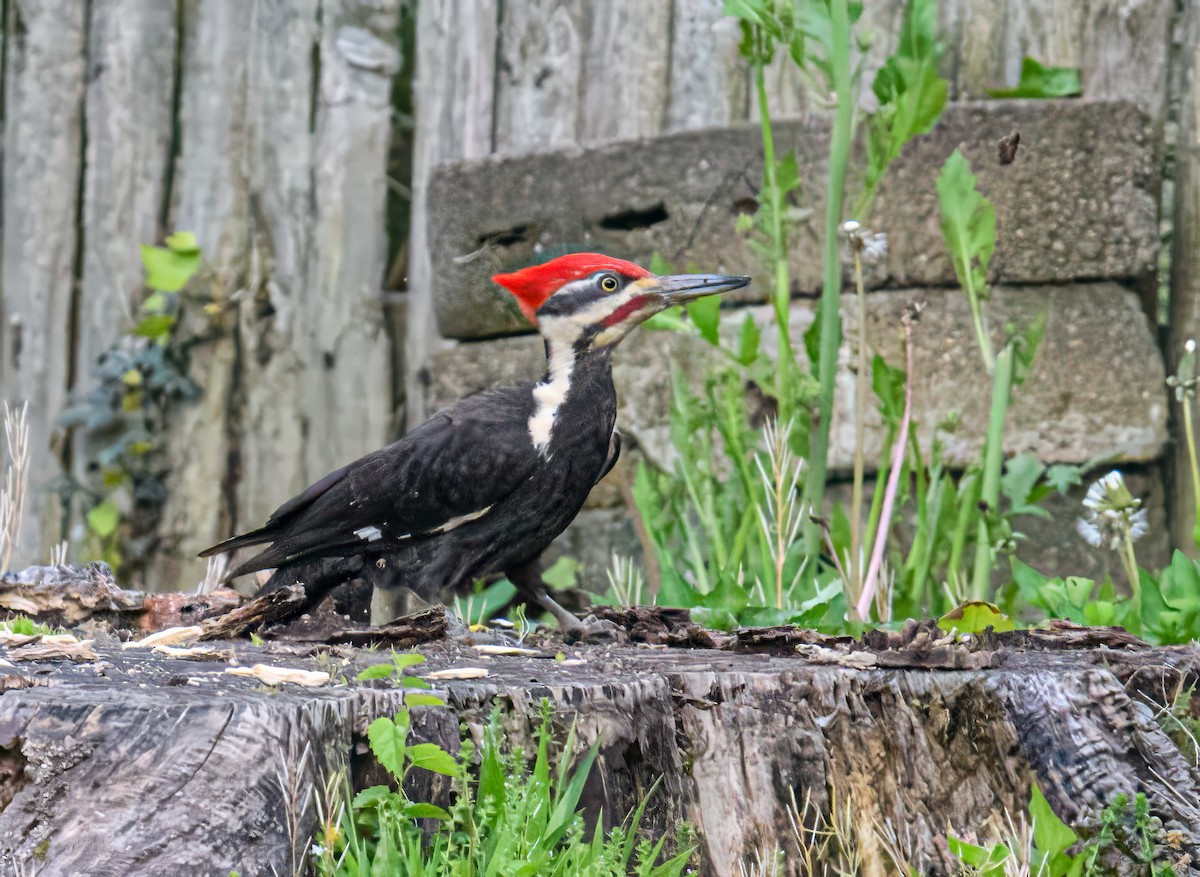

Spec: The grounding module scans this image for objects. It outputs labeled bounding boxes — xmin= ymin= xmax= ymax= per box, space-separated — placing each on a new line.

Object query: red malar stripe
xmin=603 ymin=294 xmax=654 ymax=327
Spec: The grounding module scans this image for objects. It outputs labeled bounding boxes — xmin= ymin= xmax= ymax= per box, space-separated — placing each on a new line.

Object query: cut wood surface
xmin=0 ymin=609 xmax=1196 ymax=876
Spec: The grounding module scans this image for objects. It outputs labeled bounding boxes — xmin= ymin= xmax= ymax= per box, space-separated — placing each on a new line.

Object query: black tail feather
xmin=197 ymin=527 xmax=275 ymax=560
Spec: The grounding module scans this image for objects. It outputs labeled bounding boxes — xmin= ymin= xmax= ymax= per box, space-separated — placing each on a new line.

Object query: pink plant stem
xmin=856 ymin=319 xmax=914 ymax=621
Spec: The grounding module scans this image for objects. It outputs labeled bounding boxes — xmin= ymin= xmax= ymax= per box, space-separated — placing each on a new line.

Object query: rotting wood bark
xmin=0 ymin=603 xmax=1194 ymax=875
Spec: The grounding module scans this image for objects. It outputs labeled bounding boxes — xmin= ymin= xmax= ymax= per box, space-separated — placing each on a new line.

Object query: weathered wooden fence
xmin=0 ymin=0 xmax=1195 ymax=590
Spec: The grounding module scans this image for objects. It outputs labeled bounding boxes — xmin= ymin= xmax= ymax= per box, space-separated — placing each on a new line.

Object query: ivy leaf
xmin=988 ymin=57 xmax=1081 ymax=99
xmin=937 ymin=150 xmax=995 ymax=297
xmin=140 ymin=244 xmax=200 ymax=293
xmin=87 ymin=498 xmax=120 ymax=538
xmin=165 ymin=231 xmax=201 ymax=255
xmin=131 ymin=314 xmax=176 ymax=343
xmin=405 ymin=742 xmax=460 ymax=777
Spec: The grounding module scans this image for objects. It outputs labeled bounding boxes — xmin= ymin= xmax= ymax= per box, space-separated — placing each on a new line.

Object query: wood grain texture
xmin=577 ymin=0 xmax=672 ymax=144
xmin=151 ymin=0 xmax=254 ymax=590
xmin=301 ymin=0 xmax=397 ymax=481
xmin=494 ymin=0 xmax=585 ymax=154
xmin=666 ymin=0 xmax=749 ymax=131
xmin=75 ymin=0 xmax=178 ymax=501
xmin=0 ymin=637 xmax=1197 ymax=875
xmin=0 ymin=0 xmax=87 ymax=564
xmin=234 ymin=0 xmax=319 ymax=538
xmin=404 ymin=0 xmax=498 ymax=427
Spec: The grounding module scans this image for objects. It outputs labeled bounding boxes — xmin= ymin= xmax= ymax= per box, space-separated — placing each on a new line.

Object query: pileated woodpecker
xmin=200 ymin=254 xmax=749 ymax=635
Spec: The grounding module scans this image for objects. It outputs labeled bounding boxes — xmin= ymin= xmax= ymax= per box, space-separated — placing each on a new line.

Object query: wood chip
xmin=796 ymin=645 xmax=878 ymax=669
xmin=425 ymin=667 xmax=489 ymax=680
xmin=8 ymin=639 xmax=100 ymax=662
xmin=122 ymin=626 xmax=204 ymax=649
xmin=472 ymin=644 xmax=541 ymax=656
xmin=557 ymin=659 xmax=585 ymax=668
xmin=225 ymin=664 xmax=330 ymax=687
xmin=0 ymin=632 xmax=78 ymax=648
xmin=152 ymin=645 xmax=230 ymax=661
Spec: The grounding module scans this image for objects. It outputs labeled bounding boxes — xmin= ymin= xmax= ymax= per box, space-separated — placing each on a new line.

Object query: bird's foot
xmin=557 ymin=613 xmax=623 ymax=644
xmin=535 ymin=592 xmax=623 ymax=643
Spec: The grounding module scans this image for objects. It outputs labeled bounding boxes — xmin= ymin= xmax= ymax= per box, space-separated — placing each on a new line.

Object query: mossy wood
xmin=0 ymin=615 xmax=1196 ymax=875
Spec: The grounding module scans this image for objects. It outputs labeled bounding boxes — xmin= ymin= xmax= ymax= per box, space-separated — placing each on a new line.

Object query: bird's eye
xmin=599 ymin=274 xmax=619 ymax=293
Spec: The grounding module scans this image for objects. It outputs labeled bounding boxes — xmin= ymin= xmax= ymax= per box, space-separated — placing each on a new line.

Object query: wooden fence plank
xmin=233 ymin=0 xmax=318 ymax=541
xmin=0 ymin=0 xmax=87 ymax=564
xmin=152 ymin=0 xmax=255 ymax=589
xmin=578 ymin=0 xmax=672 ymax=144
xmin=404 ymin=0 xmax=498 ymax=428
xmin=666 ymin=0 xmax=748 ymax=132
xmin=301 ymin=0 xmax=398 ymax=479
xmin=494 ymin=0 xmax=585 ymax=154
xmin=76 ymin=0 xmax=178 ymax=499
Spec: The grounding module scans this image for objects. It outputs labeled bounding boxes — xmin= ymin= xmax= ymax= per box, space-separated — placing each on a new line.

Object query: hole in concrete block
xmin=598 ymin=204 xmax=669 ymax=231
xmin=477 ymin=225 xmax=531 ymax=249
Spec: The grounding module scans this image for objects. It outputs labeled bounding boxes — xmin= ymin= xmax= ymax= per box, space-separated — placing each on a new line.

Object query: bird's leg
xmin=504 ymin=557 xmax=620 ymax=642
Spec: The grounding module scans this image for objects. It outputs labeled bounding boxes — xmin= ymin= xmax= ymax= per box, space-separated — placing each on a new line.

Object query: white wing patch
xmin=354 ymin=525 xmax=383 ymax=542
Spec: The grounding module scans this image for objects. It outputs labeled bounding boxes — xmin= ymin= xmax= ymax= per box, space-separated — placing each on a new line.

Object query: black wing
xmin=203 ymin=386 xmax=539 ymax=577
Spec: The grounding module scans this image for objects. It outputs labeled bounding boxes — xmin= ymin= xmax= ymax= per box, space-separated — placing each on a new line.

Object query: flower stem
xmin=970 ymin=344 xmax=1014 ymax=600
xmin=1185 ymin=394 xmax=1200 ymax=549
xmin=1122 ymin=521 xmax=1141 ymax=608
xmin=849 ymin=249 xmax=868 ymax=600
xmin=803 ymin=0 xmax=854 ymax=562
xmin=753 ymin=60 xmax=794 ymax=417
xmin=857 ymin=315 xmax=914 ymax=621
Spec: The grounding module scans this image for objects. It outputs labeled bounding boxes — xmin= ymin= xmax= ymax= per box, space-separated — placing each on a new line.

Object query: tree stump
xmin=0 ymin=612 xmax=1196 ymax=876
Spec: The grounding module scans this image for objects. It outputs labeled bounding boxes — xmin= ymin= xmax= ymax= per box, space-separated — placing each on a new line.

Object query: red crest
xmin=492 ymin=253 xmax=651 ymax=325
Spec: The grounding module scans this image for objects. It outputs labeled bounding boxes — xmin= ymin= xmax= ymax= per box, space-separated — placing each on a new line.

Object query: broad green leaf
xmin=355 ymin=663 xmax=397 ymax=682
xmin=400 ymin=802 xmax=451 ymax=821
xmin=871 ymin=354 xmax=906 ymax=428
xmin=405 ymin=742 xmax=460 ymax=777
xmin=737 ymin=314 xmax=761 ymax=366
xmin=350 ymin=785 xmax=391 ymax=808
xmin=141 ymin=291 xmax=166 ymax=313
xmin=686 ymin=294 xmax=722 ymax=347
xmin=391 ymin=651 xmax=426 ymax=670
xmin=642 ymin=306 xmax=688 ymax=333
xmin=402 ymin=692 xmax=446 ymax=707
xmin=1030 ymin=783 xmax=1078 ymax=859
xmin=1138 ymin=568 xmax=1175 ymax=629
xmin=937 ymin=600 xmax=1017 ymax=634
xmin=937 ymin=150 xmax=995 ymax=295
xmin=87 ymin=498 xmax=120 ymax=538
xmin=367 ymin=716 xmax=408 ymax=779
xmin=542 ymin=555 xmax=578 ymax=590
xmin=1044 ymin=463 xmax=1084 ymax=495
xmin=987 ymin=57 xmax=1082 ymax=99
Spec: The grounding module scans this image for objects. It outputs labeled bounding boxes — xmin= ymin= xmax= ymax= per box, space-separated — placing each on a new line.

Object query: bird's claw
xmin=558 ymin=613 xmax=623 ymax=644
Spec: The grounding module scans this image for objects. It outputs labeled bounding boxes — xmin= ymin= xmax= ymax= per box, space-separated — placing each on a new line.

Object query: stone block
xmin=427 ymin=100 xmax=1158 ymax=339
xmin=424 ymin=282 xmax=1169 ymax=474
